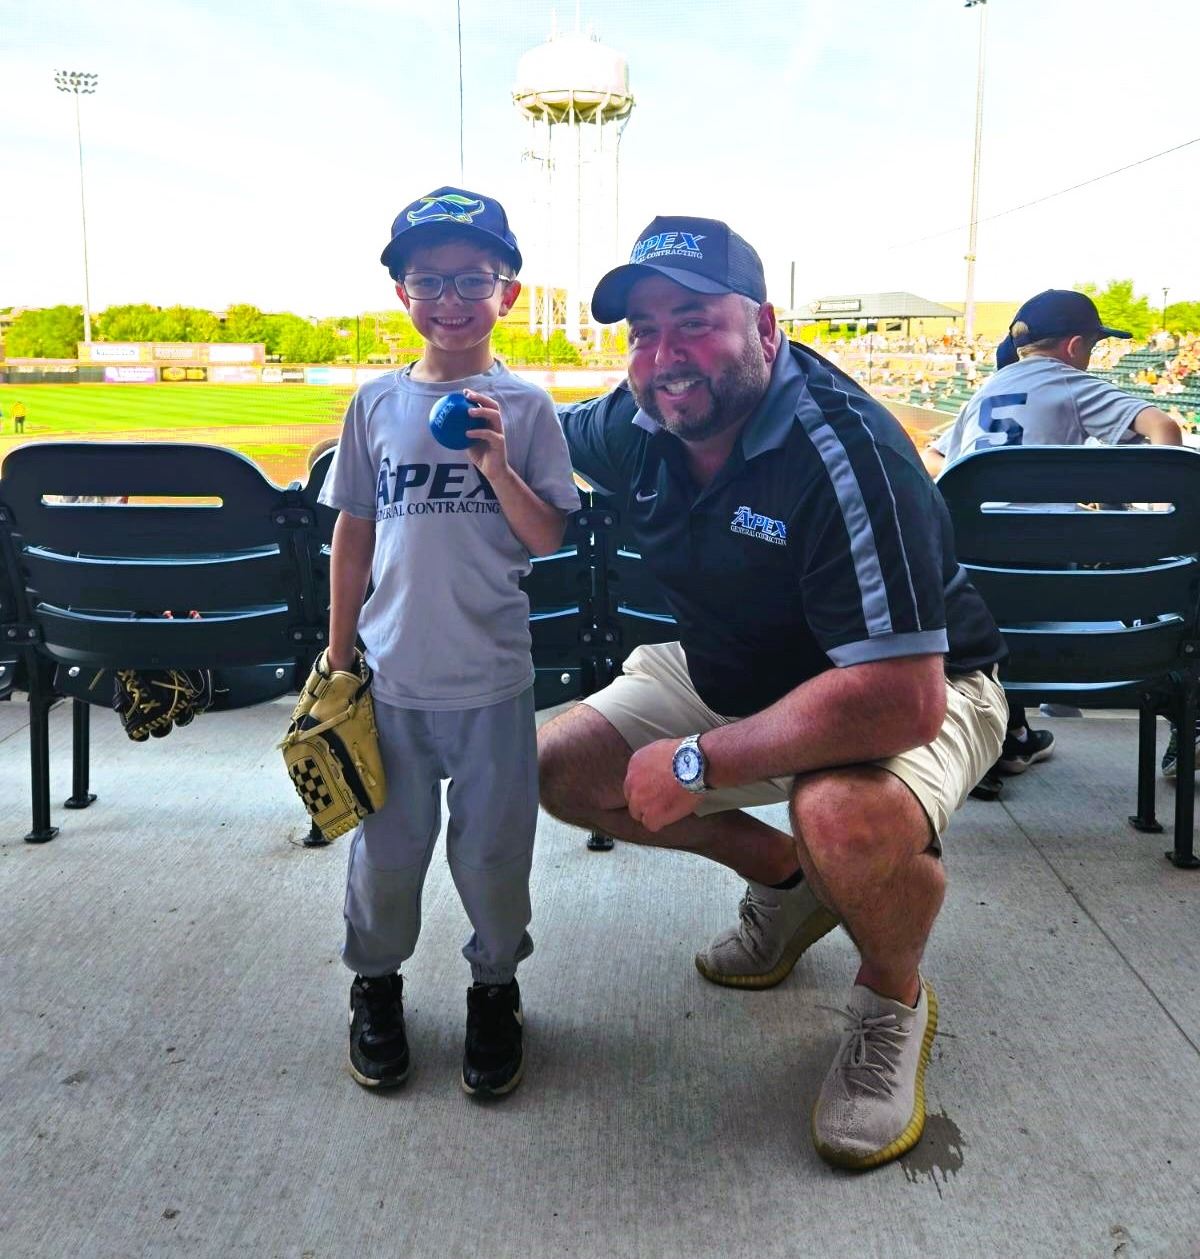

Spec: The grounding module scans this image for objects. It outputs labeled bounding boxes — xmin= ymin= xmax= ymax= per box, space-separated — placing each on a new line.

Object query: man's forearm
xmin=699 ymin=655 xmax=947 ymax=789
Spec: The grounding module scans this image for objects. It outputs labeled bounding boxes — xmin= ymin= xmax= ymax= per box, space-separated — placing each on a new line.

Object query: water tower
xmin=514 ymin=27 xmax=634 ymax=346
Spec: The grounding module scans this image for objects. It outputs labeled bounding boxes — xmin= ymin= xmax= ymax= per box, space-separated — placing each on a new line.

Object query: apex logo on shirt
xmin=730 ymin=505 xmax=787 ymax=546
xmin=630 ymin=231 xmax=706 ymax=264
xmin=375 ymin=458 xmax=500 ymax=520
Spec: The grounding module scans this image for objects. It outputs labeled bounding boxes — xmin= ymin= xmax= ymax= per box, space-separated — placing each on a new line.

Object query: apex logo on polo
xmin=730 ymin=505 xmax=787 ymax=546
xmin=407 ymin=193 xmax=485 ymax=227
xmin=630 ymin=231 xmax=706 ymax=264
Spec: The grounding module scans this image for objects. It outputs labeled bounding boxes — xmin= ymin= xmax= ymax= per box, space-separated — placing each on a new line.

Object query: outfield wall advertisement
xmin=6 ymin=353 xmax=623 ymax=393
xmin=89 ymin=344 xmax=144 ymax=362
xmin=77 ymin=342 xmax=266 ymax=364
xmin=207 ymin=344 xmax=262 ymax=364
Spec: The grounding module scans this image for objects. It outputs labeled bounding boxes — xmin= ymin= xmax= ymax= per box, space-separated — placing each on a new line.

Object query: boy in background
xmin=319 ymin=187 xmax=580 ymax=1096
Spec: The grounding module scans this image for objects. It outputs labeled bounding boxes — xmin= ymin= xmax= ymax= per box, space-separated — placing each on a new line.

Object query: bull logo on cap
xmin=407 ymin=193 xmax=486 ymax=226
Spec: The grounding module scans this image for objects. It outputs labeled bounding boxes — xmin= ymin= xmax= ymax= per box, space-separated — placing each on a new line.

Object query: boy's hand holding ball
xmin=429 ymin=388 xmax=509 ymax=482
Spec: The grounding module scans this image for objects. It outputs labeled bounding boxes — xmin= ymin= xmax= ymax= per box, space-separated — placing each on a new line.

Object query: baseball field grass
xmin=0 ymin=383 xmax=355 ymax=432
xmin=0 ymin=381 xmax=603 ymax=485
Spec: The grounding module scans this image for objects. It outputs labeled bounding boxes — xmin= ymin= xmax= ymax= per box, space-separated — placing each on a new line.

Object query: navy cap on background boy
xmin=995 ymin=288 xmax=1132 ymax=371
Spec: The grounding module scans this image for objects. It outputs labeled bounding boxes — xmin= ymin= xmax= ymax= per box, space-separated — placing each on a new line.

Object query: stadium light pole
xmin=1162 ymin=286 xmax=1170 ymax=333
xmin=54 ymin=69 xmax=99 ymax=346
xmin=963 ymin=1 xmax=987 ymax=342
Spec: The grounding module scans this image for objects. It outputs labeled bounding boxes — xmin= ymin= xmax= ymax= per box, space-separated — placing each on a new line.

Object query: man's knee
xmin=790 ymin=768 xmax=928 ymax=870
xmin=537 ymin=702 xmax=630 ymax=820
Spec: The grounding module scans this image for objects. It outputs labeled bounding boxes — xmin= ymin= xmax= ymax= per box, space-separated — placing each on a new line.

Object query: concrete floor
xmin=2 ymin=696 xmax=1199 ymax=1259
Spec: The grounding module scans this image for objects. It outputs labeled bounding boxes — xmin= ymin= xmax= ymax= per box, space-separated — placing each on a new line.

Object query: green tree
xmin=1077 ymin=279 xmax=1154 ymax=341
xmin=157 ymin=305 xmax=221 ymax=342
xmin=303 ymin=321 xmax=342 ymax=363
xmin=1164 ymin=301 xmax=1200 ymax=335
xmin=5 ymin=305 xmax=84 ymax=357
xmin=97 ymin=303 xmax=167 ymax=341
xmin=547 ymin=330 xmax=582 ymax=365
xmin=219 ymin=303 xmax=268 ymax=344
xmin=323 ymin=316 xmax=378 ymax=363
xmin=262 ymin=312 xmax=316 ymax=360
xmin=367 ymin=309 xmax=423 ymax=362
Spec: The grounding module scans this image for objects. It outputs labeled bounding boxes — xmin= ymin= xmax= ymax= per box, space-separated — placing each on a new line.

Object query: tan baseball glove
xmin=279 ymin=648 xmax=387 ymax=841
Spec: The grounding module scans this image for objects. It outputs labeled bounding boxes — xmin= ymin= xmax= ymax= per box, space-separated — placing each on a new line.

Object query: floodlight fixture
xmin=54 ymin=69 xmax=99 ymax=344
xmin=54 ymin=70 xmax=100 ymax=94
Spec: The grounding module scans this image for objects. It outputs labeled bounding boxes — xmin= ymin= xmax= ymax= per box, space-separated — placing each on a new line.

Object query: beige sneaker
xmin=811 ymin=976 xmax=938 ymax=1170
xmin=694 ymin=880 xmax=839 ymax=989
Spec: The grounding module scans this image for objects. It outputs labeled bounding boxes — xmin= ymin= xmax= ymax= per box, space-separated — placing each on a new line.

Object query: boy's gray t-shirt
xmin=937 ymin=357 xmax=1150 ymax=462
xmin=319 ymin=361 xmax=581 ymax=710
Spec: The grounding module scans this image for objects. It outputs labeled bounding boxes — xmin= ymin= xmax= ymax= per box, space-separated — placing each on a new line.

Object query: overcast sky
xmin=3 ymin=0 xmax=1196 ymax=318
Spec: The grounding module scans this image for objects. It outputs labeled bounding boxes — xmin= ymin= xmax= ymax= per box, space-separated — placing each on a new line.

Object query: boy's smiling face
xmin=395 ymin=239 xmax=520 ymax=360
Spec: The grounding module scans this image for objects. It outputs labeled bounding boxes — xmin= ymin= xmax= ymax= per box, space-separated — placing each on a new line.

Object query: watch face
xmin=674 ymin=746 xmax=702 ymax=783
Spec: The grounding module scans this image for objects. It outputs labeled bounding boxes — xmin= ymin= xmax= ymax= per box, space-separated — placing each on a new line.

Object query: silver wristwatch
xmin=672 ymin=733 xmax=709 ymax=794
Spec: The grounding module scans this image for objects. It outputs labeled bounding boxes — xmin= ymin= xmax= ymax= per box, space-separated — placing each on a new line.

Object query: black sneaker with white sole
xmin=968 ymin=767 xmax=1004 ymax=801
xmin=996 ymin=727 xmax=1055 ymax=775
xmin=1162 ymin=723 xmax=1200 ymax=779
xmin=348 ymin=972 xmax=410 ymax=1088
xmin=462 ymin=979 xmax=524 ymax=1097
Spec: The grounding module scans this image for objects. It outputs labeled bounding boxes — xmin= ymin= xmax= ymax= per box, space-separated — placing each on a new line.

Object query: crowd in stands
xmin=871 ymin=330 xmax=1200 ymax=435
xmin=794 ymin=328 xmax=1200 ymax=430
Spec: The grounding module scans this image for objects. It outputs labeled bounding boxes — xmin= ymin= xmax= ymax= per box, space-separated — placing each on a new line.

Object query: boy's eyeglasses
xmin=401 ymin=271 xmax=514 ymax=301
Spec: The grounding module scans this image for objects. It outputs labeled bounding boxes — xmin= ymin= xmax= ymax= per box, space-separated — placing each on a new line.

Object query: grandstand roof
xmin=781 ymin=292 xmax=962 ymax=322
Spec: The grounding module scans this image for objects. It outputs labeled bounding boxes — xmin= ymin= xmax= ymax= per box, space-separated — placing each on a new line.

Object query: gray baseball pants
xmin=342 ymin=687 xmax=537 ymax=985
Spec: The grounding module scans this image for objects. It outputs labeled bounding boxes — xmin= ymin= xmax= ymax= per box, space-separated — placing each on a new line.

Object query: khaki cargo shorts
xmin=582 ymin=642 xmax=1007 ymax=843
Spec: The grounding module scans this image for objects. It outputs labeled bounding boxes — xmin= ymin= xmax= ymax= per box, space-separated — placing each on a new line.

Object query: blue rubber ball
xmin=428 ymin=392 xmax=476 ymax=450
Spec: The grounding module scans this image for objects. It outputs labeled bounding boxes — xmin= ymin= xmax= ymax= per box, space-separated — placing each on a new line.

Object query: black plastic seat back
xmin=0 ymin=508 xmax=26 ymax=698
xmin=937 ymin=445 xmax=1200 ymax=702
xmin=588 ymin=489 xmax=678 ymax=660
xmin=0 ymin=442 xmax=311 ymax=670
xmin=523 ymin=505 xmax=592 ymax=710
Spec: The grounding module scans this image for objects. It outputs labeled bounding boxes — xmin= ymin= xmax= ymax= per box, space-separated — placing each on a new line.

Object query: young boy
xmin=318 ymin=186 xmax=580 ymax=1096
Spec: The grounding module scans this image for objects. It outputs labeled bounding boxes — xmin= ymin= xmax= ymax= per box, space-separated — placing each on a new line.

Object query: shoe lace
xmin=360 ymin=977 xmax=401 ymax=1028
xmin=467 ymin=986 xmax=516 ymax=1051
xmin=738 ymin=886 xmax=770 ymax=933
xmin=817 ymin=1004 xmax=911 ymax=1099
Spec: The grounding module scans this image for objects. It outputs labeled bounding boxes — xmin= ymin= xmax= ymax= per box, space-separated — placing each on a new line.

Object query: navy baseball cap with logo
xmin=380 ymin=185 xmax=523 ymax=279
xmin=591 ymin=215 xmax=768 ymax=324
xmin=1008 ymin=289 xmax=1132 ymax=350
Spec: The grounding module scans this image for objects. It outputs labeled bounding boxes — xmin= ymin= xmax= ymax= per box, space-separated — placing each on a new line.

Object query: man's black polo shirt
xmin=558 ymin=339 xmax=1004 ymax=718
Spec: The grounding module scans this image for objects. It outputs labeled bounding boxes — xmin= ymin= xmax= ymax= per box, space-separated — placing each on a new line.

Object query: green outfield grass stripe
xmin=0 ymin=380 xmax=609 ymax=484
xmin=0 ymin=384 xmax=354 ymax=432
